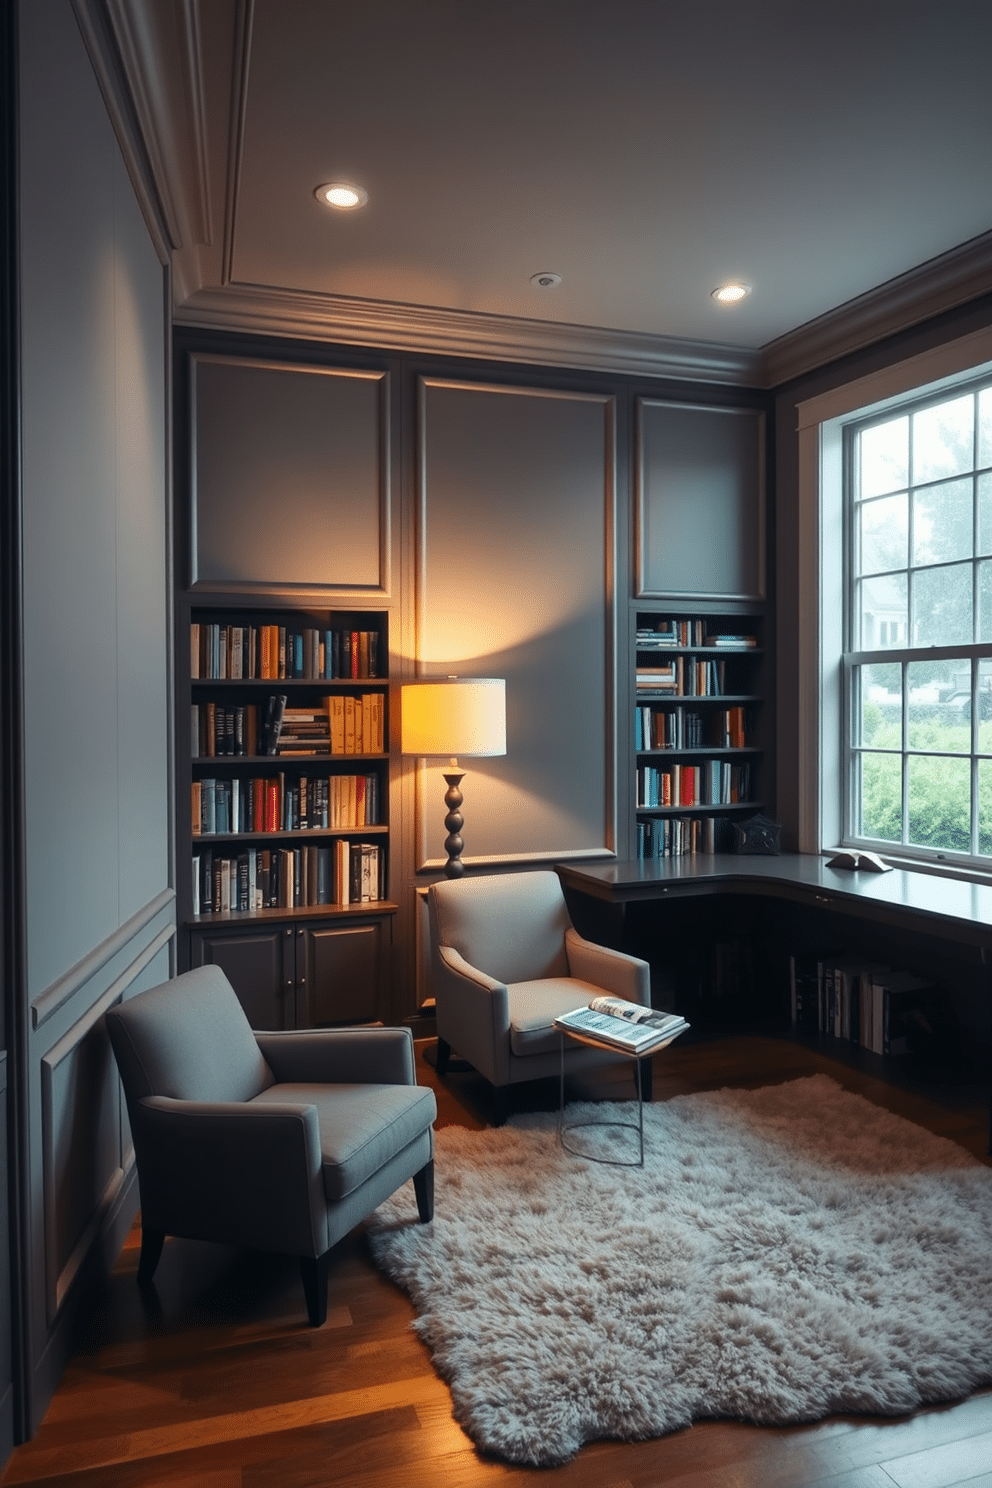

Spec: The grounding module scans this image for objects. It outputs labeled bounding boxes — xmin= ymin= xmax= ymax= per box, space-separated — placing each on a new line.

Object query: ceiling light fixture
xmin=712 ymin=282 xmax=751 ymax=304
xmin=530 ymin=271 xmax=562 ymax=288
xmin=315 ymin=182 xmax=368 ymax=210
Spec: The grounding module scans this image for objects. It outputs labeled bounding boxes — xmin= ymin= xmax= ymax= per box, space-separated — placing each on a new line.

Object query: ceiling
xmin=92 ymin=0 xmax=992 ymax=386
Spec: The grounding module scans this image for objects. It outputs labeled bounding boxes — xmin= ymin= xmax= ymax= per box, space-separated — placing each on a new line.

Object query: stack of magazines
xmin=554 ymin=996 xmax=689 ymax=1054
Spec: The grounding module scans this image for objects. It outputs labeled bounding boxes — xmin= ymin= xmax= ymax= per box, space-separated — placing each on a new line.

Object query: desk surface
xmin=556 ymin=853 xmax=992 ymax=951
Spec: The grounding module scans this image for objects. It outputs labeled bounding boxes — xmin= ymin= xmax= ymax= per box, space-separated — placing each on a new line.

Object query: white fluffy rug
xmin=367 ymin=1075 xmax=992 ymax=1466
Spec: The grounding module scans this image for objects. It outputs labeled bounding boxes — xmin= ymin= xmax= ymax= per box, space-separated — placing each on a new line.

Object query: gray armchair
xmin=428 ymin=870 xmax=653 ymax=1116
xmin=105 ymin=964 xmax=436 ymax=1327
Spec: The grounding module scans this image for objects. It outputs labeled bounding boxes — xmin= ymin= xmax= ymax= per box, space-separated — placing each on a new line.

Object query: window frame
xmin=794 ymin=325 xmax=992 ymax=874
xmin=842 ymin=377 xmax=992 ymax=865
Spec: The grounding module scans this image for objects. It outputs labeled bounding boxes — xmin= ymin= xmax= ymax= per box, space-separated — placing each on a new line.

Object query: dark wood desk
xmin=556 ymin=854 xmax=992 ymax=957
xmin=557 ymin=854 xmax=992 ymax=1145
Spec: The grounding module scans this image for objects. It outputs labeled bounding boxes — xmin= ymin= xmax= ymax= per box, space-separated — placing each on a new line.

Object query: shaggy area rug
xmin=367 ymin=1075 xmax=992 ymax=1466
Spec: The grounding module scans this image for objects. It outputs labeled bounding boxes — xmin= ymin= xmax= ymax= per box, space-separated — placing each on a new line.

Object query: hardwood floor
xmin=3 ymin=1035 xmax=990 ymax=1487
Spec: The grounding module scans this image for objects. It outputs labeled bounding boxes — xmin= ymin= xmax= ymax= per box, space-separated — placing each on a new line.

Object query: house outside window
xmin=846 ymin=379 xmax=992 ymax=861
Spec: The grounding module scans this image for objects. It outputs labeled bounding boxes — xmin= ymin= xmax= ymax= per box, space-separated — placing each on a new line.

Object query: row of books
xmin=789 ymin=955 xmax=935 ymax=1057
xmin=190 ymin=623 xmax=381 ymax=680
xmin=192 ymin=841 xmax=384 ymax=913
xmin=635 ymin=704 xmax=749 ymax=751
xmin=192 ymin=773 xmax=380 ymax=836
xmin=636 ymin=761 xmax=751 ymax=808
xmin=191 ymin=693 xmax=385 ymax=758
xmin=635 ymin=815 xmax=735 ymax=857
xmin=637 ymin=620 xmax=757 ymax=650
xmin=636 ymin=657 xmax=731 ymax=697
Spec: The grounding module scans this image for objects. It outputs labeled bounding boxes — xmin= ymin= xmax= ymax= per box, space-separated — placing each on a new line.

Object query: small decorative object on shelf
xmin=732 ymin=813 xmax=781 ymax=855
xmin=634 ymin=610 xmax=764 ymax=859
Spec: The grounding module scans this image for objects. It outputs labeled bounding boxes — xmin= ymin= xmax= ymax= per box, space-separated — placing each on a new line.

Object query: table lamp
xmin=401 ymin=678 xmax=506 ymax=877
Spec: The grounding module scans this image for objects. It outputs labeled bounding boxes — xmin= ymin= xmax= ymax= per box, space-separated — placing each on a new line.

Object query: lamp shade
xmin=401 ymin=679 xmax=506 ymax=758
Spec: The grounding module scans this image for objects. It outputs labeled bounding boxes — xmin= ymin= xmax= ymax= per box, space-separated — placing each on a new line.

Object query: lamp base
xmin=442 ymin=771 xmax=465 ymax=878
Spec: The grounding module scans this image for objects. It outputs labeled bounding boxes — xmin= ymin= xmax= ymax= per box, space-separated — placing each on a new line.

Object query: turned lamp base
xmin=442 ymin=770 xmax=466 ymax=878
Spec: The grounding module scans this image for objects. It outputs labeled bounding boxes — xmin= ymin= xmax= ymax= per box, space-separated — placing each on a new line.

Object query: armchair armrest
xmin=132 ymin=1096 xmax=328 ymax=1258
xmin=433 ymin=944 xmax=510 ymax=1086
xmin=255 ymin=1026 xmax=416 ymax=1086
xmin=565 ymin=928 xmax=651 ymax=1007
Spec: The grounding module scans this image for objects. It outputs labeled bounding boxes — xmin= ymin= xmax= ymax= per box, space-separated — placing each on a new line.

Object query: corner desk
xmin=556 ymin=853 xmax=992 ymax=1145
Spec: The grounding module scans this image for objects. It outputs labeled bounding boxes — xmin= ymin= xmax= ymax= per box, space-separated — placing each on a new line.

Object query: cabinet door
xmin=188 ymin=926 xmax=292 ymax=1030
xmin=296 ymin=919 xmax=388 ymax=1027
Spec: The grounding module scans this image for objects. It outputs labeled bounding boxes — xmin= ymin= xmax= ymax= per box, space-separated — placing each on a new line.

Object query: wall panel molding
xmin=636 ymin=400 xmax=765 ymax=602
xmin=31 ymin=888 xmax=175 ymax=1031
xmin=188 ymin=353 xmax=391 ymax=595
xmin=414 ymin=377 xmax=617 ymax=870
xmin=40 ymin=923 xmax=173 ymax=1322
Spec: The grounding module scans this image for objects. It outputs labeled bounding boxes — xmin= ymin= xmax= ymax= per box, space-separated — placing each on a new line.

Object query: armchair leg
xmin=491 ymin=1086 xmax=510 ymax=1127
xmin=435 ymin=1037 xmax=452 ymax=1076
xmin=300 ymin=1253 xmax=330 ymax=1328
xmin=136 ymin=1227 xmax=165 ymax=1287
xmin=413 ymin=1159 xmax=434 ymax=1222
xmin=637 ymin=1055 xmax=653 ymax=1104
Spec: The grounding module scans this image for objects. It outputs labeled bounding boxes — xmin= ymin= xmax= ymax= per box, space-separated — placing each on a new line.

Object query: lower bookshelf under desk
xmin=556 ymin=853 xmax=992 ymax=1147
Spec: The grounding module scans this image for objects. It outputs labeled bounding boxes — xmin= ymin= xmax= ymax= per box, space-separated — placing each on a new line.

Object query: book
xmin=826 ymin=849 xmax=892 ymax=872
xmin=554 ymin=1003 xmax=689 ymax=1054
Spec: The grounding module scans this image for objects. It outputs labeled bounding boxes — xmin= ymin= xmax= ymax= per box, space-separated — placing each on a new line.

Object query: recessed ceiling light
xmin=712 ymin=282 xmax=751 ymax=304
xmin=315 ymin=182 xmax=368 ymax=210
xmin=530 ymin=271 xmax=562 ymax=288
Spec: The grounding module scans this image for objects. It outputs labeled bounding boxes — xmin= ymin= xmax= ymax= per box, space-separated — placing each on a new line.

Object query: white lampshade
xmin=401 ymin=679 xmax=506 ymax=758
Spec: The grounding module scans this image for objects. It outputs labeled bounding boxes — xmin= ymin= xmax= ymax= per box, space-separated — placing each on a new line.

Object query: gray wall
xmin=14 ymin=0 xmax=173 ymax=1435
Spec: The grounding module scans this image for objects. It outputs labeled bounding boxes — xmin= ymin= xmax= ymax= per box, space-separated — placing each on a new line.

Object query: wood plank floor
xmin=3 ymin=1035 xmax=991 ymax=1487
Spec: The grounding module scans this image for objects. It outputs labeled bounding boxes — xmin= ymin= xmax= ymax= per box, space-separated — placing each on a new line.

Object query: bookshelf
xmin=634 ymin=610 xmax=764 ymax=858
xmin=177 ymin=605 xmax=396 ymax=1029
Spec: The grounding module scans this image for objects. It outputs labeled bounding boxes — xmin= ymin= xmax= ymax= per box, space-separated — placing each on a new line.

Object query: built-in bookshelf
xmin=634 ymin=611 xmax=763 ymax=858
xmin=183 ymin=608 xmax=392 ymax=919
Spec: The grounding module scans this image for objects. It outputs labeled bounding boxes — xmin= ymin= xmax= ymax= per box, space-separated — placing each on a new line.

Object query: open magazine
xmin=554 ymin=997 xmax=689 ymax=1055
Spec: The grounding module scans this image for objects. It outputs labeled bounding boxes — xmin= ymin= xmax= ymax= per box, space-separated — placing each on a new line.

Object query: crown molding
xmin=759 ymin=230 xmax=992 ymax=389
xmin=174 ymin=280 xmax=764 ymax=386
xmin=71 ymin=0 xmax=172 ymax=262
xmin=72 ymin=0 xmax=217 ymax=255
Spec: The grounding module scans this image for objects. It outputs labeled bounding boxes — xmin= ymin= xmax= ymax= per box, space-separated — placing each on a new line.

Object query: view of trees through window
xmin=849 ymin=378 xmax=992 ymax=859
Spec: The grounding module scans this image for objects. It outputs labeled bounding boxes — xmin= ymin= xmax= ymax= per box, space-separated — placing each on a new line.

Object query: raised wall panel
xmin=417 ymin=379 xmax=615 ymax=865
xmin=190 ymin=357 xmax=389 ymax=594
xmin=637 ymin=400 xmax=765 ymax=600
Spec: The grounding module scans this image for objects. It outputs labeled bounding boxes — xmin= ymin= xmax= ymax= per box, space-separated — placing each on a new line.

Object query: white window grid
xmin=844 ymin=375 xmax=992 ymax=863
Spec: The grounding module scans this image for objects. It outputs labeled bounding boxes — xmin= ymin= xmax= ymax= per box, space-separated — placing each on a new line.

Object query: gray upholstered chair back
xmin=429 ymin=870 xmax=572 ymax=984
xmin=106 ymin=963 xmax=274 ymax=1104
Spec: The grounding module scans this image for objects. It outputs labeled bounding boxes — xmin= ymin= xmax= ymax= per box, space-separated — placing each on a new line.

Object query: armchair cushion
xmin=253 ymin=1082 xmax=437 ymax=1202
xmin=507 ymin=977 xmax=605 ymax=1056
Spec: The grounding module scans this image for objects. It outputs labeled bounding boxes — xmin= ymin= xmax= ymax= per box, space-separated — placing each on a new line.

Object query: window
xmin=846 ymin=378 xmax=992 ymax=862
